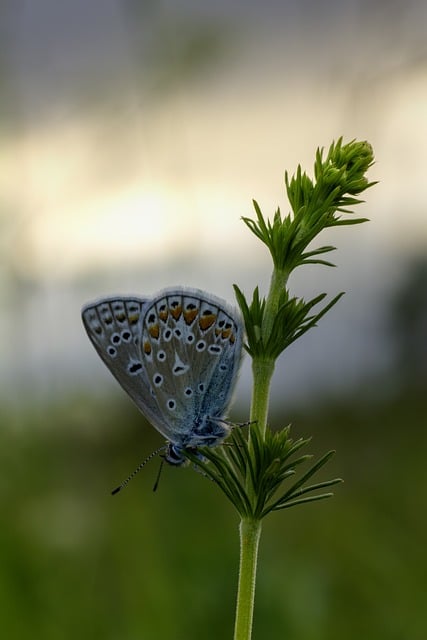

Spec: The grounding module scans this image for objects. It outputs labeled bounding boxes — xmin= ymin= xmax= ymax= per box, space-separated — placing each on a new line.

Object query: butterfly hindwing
xmin=139 ymin=289 xmax=243 ymax=448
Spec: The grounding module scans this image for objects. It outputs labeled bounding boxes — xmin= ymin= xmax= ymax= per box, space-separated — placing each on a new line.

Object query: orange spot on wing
xmin=149 ymin=324 xmax=160 ymax=339
xmin=170 ymin=304 xmax=182 ymax=320
xmin=159 ymin=309 xmax=168 ymax=322
xmin=199 ymin=313 xmax=216 ymax=331
xmin=143 ymin=341 xmax=152 ymax=355
xmin=129 ymin=313 xmax=140 ymax=325
xmin=183 ymin=308 xmax=198 ymax=325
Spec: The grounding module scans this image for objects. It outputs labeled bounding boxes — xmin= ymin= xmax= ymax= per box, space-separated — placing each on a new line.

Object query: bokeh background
xmin=1 ymin=1 xmax=426 ymax=638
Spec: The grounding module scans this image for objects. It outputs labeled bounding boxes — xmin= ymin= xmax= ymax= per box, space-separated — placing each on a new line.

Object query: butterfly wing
xmin=139 ymin=288 xmax=244 ymax=448
xmin=81 ymin=296 xmax=160 ymax=419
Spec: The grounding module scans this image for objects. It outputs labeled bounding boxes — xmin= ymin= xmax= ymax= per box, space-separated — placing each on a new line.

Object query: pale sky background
xmin=1 ymin=0 xmax=426 ymax=409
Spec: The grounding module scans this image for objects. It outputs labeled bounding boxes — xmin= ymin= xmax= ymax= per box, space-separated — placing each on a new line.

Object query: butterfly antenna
xmin=111 ymin=445 xmax=167 ymax=495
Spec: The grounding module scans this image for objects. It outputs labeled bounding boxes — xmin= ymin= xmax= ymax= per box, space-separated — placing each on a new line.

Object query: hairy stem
xmin=262 ymin=266 xmax=289 ymax=344
xmin=232 ymin=356 xmax=273 ymax=639
xmin=233 ymin=518 xmax=263 ymax=640
xmin=250 ymin=358 xmax=275 ymax=439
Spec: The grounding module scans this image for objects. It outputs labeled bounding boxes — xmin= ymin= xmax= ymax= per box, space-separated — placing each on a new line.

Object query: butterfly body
xmin=82 ymin=288 xmax=243 ymax=466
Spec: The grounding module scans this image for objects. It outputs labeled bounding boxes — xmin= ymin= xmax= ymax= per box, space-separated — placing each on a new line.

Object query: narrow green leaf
xmin=272 ymin=477 xmax=343 ymax=509
xmin=301 ymin=245 xmax=337 ymax=258
xmin=275 ymin=450 xmax=336 ymax=502
xmin=333 ymin=217 xmax=369 ymax=226
xmin=300 ymin=259 xmax=337 ymax=267
xmin=269 ymin=492 xmax=335 ymax=513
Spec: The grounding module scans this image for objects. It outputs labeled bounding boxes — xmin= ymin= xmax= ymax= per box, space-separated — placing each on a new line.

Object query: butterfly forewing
xmin=81 ymin=297 xmax=159 ymax=417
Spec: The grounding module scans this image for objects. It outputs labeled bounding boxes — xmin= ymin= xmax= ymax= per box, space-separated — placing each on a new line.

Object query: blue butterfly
xmin=82 ymin=288 xmax=243 ymax=485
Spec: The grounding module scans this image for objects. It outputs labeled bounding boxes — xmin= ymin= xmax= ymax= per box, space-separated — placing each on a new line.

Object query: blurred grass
xmin=1 ymin=389 xmax=426 ymax=640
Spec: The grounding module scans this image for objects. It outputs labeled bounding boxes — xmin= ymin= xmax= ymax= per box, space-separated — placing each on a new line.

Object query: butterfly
xmin=82 ymin=287 xmax=244 ymax=482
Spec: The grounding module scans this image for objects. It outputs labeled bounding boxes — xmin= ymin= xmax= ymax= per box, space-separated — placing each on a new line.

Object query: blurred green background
xmin=2 ymin=1 xmax=427 ymax=638
xmin=2 ymin=383 xmax=426 ymax=639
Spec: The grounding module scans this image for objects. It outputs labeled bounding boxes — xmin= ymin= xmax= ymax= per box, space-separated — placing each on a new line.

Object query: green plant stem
xmin=250 ymin=358 xmax=275 ymax=439
xmin=233 ymin=358 xmax=273 ymax=640
xmin=249 ymin=266 xmax=282 ymax=442
xmin=233 ymin=518 xmax=263 ymax=640
xmin=233 ymin=267 xmax=290 ymax=639
xmin=262 ymin=267 xmax=289 ymax=343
